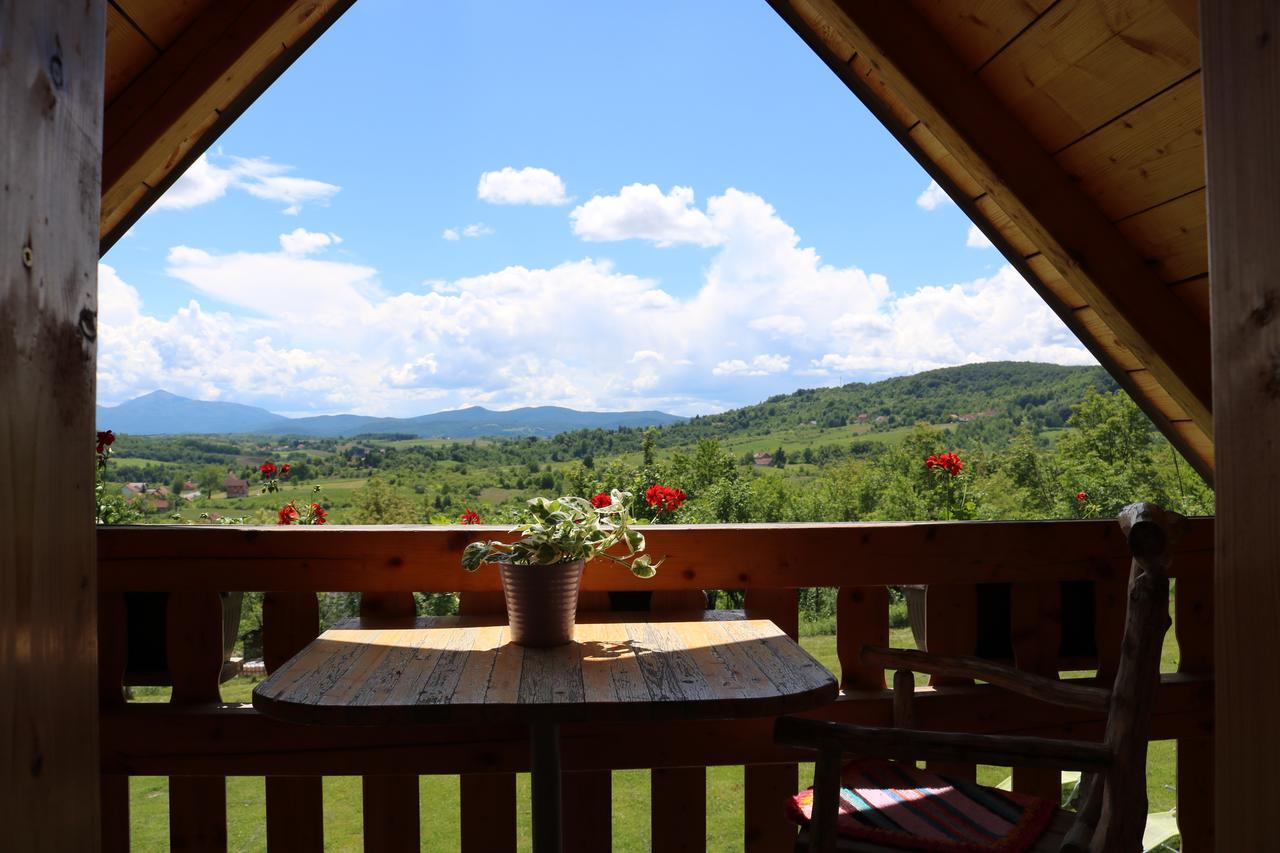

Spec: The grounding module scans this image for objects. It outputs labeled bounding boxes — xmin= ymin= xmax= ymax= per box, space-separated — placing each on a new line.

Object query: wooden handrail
xmin=97 ymin=517 xmax=1214 ymax=592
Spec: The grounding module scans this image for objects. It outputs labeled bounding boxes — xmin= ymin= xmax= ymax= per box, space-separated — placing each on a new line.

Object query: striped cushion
xmin=787 ymin=759 xmax=1057 ymax=852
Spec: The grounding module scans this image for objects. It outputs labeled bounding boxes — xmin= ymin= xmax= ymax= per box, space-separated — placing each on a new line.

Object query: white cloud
xmin=477 ymin=167 xmax=568 ymax=205
xmin=279 ymin=228 xmax=341 ymax=255
xmin=443 ymin=223 xmax=494 ymax=241
xmin=713 ymin=354 xmax=791 ymax=376
xmin=99 ymin=184 xmax=1091 ymax=416
xmin=571 ymin=184 xmax=722 ymax=247
xmin=966 ymin=223 xmax=994 ymax=249
xmin=916 ymin=180 xmax=952 ymax=211
xmin=155 ymin=153 xmax=339 ymax=214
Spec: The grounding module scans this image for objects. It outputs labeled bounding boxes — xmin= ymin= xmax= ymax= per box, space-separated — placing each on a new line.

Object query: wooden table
xmin=253 ymin=611 xmax=838 ymax=852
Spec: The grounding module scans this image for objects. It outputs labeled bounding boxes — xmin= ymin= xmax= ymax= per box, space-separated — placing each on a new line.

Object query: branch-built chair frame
xmin=776 ymin=502 xmax=1184 ymax=853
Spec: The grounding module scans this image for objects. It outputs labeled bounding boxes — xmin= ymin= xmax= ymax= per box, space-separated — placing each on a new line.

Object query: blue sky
xmin=98 ymin=0 xmax=1090 ymax=417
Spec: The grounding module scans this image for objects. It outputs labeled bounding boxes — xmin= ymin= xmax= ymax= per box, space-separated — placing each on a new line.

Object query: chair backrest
xmin=1063 ymin=502 xmax=1184 ymax=852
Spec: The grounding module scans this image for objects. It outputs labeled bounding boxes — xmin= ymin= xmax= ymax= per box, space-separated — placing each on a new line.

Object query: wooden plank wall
xmin=1203 ymin=1 xmax=1280 ymax=849
xmin=0 ymin=0 xmax=106 ymax=847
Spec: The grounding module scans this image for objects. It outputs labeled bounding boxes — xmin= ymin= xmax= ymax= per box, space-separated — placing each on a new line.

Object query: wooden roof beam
xmin=770 ymin=0 xmax=1214 ymax=443
xmin=100 ymin=0 xmax=356 ymax=254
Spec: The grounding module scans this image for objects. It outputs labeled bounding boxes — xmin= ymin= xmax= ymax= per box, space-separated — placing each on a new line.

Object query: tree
xmin=350 ymin=477 xmax=418 ymax=524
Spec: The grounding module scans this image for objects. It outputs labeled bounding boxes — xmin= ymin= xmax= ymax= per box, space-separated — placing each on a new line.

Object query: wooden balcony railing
xmin=97 ymin=519 xmax=1215 ymax=852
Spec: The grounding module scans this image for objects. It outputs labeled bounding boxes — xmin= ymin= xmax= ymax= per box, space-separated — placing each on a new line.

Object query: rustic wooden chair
xmin=776 ymin=503 xmax=1184 ymax=853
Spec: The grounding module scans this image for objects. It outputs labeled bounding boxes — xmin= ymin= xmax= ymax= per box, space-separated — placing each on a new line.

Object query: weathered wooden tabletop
xmin=252 ymin=610 xmax=838 ymax=726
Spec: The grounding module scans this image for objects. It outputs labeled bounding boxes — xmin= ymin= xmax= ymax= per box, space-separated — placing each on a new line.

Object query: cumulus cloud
xmin=916 ymin=180 xmax=952 ymax=211
xmin=477 ymin=167 xmax=568 ymax=205
xmin=279 ymin=228 xmax=341 ymax=255
xmin=966 ymin=223 xmax=994 ymax=249
xmin=571 ymin=184 xmax=722 ymax=246
xmin=99 ymin=184 xmax=1091 ymax=416
xmin=156 ymin=153 xmax=340 ymax=214
xmin=443 ymin=223 xmax=494 ymax=241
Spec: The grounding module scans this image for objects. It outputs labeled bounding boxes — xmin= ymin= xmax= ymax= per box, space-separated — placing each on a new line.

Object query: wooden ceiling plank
xmin=909 ymin=0 xmax=1054 ymax=72
xmin=1168 ymin=274 xmax=1210 ymax=323
xmin=1025 ymin=254 xmax=1087 ymax=311
xmin=100 ymin=0 xmax=355 ymax=246
xmin=116 ymin=0 xmax=217 ymax=50
xmin=1073 ymin=307 xmax=1144 ymax=372
xmin=971 ymin=194 xmax=1038 ymax=257
xmin=979 ymin=0 xmax=1201 ymax=152
xmin=1115 ymin=188 xmax=1208 ymax=284
xmin=1126 ymin=368 xmax=1190 ymax=421
xmin=105 ymin=5 xmax=157 ymax=107
xmin=775 ymin=0 xmax=1213 ymax=446
xmin=909 ymin=124 xmax=985 ymax=201
xmin=1055 ymin=73 xmax=1205 ymax=222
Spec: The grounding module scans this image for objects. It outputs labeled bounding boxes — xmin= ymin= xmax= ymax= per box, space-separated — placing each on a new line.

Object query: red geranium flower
xmin=459 ymin=508 xmax=481 ymax=525
xmin=1076 ymin=491 xmax=1088 ymax=502
xmin=590 ymin=492 xmax=612 ymax=508
xmin=261 ymin=462 xmax=277 ymax=477
xmin=311 ymin=503 xmax=327 ymax=524
xmin=645 ymin=484 xmax=687 ymax=513
xmin=277 ymin=503 xmax=299 ymax=525
xmin=281 ymin=463 xmax=290 ymax=475
xmin=95 ymin=430 xmax=115 ymax=454
xmin=926 ymin=452 xmax=963 ymax=477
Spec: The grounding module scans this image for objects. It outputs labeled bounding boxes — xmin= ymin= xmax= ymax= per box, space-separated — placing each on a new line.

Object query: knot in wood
xmin=48 ymin=53 xmax=63 ymax=89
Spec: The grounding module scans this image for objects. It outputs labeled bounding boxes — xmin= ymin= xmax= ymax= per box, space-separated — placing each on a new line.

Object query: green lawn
xmin=126 ymin=623 xmax=1185 ymax=850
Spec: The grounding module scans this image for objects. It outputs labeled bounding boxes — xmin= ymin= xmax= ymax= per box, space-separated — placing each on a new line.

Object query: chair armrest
xmin=775 ymin=717 xmax=1113 ymax=772
xmin=861 ymin=646 xmax=1111 ymax=713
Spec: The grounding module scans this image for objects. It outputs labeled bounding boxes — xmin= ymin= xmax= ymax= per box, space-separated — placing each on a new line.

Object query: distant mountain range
xmin=96 ymin=390 xmax=685 ymax=438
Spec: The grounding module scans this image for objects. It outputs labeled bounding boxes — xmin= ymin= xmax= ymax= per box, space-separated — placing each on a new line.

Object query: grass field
xmin=126 ymin=621 xmax=1183 ymax=851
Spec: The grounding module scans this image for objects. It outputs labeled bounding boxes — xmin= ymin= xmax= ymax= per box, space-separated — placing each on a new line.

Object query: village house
xmin=224 ymin=473 xmax=249 ymax=498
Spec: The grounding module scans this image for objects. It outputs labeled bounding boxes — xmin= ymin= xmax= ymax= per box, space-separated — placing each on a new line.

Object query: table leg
xmin=530 ymin=719 xmax=562 ymax=853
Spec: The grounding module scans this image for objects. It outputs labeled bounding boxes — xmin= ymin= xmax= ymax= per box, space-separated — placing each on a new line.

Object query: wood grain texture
xmin=743 ymin=588 xmax=799 ymax=853
xmin=97 ymin=519 xmax=1215 ymax=592
xmin=1010 ymin=582 xmax=1063 ymax=801
xmin=253 ymin=614 xmax=836 ymax=726
xmin=923 ymin=583 xmax=977 ymax=779
xmin=0 ymin=1 xmax=104 ymax=848
xmin=166 ymin=591 xmax=227 ymax=852
xmin=263 ymin=592 xmax=323 ymax=852
xmin=362 ymin=775 xmax=419 ymax=853
xmin=837 ymin=586 xmax=888 ymax=691
xmin=1203 ymin=2 xmax=1280 ymax=849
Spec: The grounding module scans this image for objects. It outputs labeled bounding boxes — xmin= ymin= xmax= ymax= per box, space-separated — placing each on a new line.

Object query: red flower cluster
xmin=95 ymin=430 xmax=116 ymax=454
xmin=277 ymin=504 xmax=299 ymax=524
xmin=1076 ymin=491 xmax=1088 ymax=502
xmin=281 ymin=463 xmax=290 ymax=474
xmin=261 ymin=462 xmax=277 ymax=477
xmin=590 ymin=492 xmax=612 ymax=508
xmin=459 ymin=508 xmax=482 ymax=524
xmin=925 ymin=452 xmax=964 ymax=476
xmin=645 ymin=484 xmax=687 ymax=513
xmin=310 ymin=503 xmax=327 ymax=524
xmin=278 ymin=501 xmax=327 ymax=525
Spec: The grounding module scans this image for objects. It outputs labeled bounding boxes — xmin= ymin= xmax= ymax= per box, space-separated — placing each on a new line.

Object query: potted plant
xmin=462 ymin=491 xmax=660 ymax=646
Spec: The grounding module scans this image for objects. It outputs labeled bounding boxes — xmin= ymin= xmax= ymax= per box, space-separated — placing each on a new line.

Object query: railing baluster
xmin=1093 ymin=570 xmax=1128 ymax=683
xmin=457 ymin=591 xmax=518 ymax=853
xmin=838 ymin=586 xmax=889 ymax=690
xmin=166 ymin=590 xmax=228 ymax=852
xmin=1175 ymin=570 xmax=1214 ymax=851
xmin=98 ymin=590 xmax=130 ymax=853
xmin=649 ymin=589 xmax=707 ymax=852
xmin=1010 ymin=581 xmax=1063 ymax=801
xmin=358 ymin=591 xmax=419 ymax=852
xmin=923 ymin=583 xmax=978 ymax=780
xmin=263 ymin=592 xmax=323 ymax=852
xmin=743 ymin=588 xmax=799 ymax=853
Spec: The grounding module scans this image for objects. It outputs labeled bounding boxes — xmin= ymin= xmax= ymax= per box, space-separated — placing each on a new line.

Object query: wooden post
xmin=0 ymin=1 xmax=105 ymax=847
xmin=1202 ymin=2 xmax=1280 ymax=850
xmin=743 ymin=588 xmax=799 ymax=852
